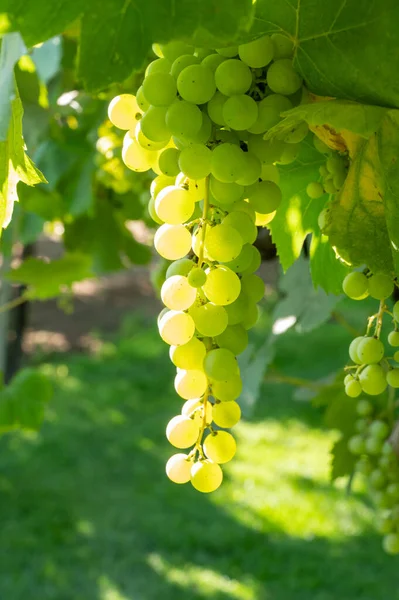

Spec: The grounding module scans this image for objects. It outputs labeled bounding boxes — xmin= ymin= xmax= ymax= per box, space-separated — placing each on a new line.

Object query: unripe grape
xmin=271 ymin=33 xmax=294 ymax=59
xmin=211 ymin=143 xmax=246 ymax=183
xmin=365 ymin=436 xmax=384 ymax=455
xmin=159 ymin=310 xmax=195 ymax=345
xmin=387 ymin=369 xmax=399 ymax=388
xmin=344 ymin=373 xmax=354 ymax=385
xmin=383 ymin=533 xmax=399 ymax=555
xmin=154 ymin=224 xmax=192 ymax=260
xmin=212 ymin=401 xmax=241 ymax=428
xmin=204 ymin=348 xmax=239 ymax=381
xmin=140 ymin=106 xmax=171 ymax=141
xmin=205 ymin=223 xmax=243 ymax=262
xmin=356 ymin=337 xmax=384 ymax=364
xmin=170 ymin=54 xmax=199 ymax=78
xmin=122 ymin=137 xmax=155 ymax=172
xmin=166 ymin=415 xmax=200 ymax=448
xmin=203 ymin=431 xmax=237 ymax=464
xmin=388 ymin=331 xmax=399 ymax=347
xmin=158 ymin=41 xmax=193 ymax=62
xmin=223 ymin=244 xmax=254 ymax=274
xmin=345 ymin=379 xmax=362 ymax=398
xmin=222 ymin=94 xmax=258 ymax=130
xmin=222 ymin=211 xmax=258 ymax=245
xmin=266 ymin=59 xmax=302 ymax=95
xmin=188 ymin=267 xmax=207 ymax=288
xmin=359 ymin=364 xmax=387 ymax=395
xmin=158 ymin=148 xmax=180 ymax=177
xmin=349 ymin=336 xmax=366 ymax=364
xmin=169 ymin=337 xmax=206 ymax=370
xmin=174 ymin=369 xmax=208 ymax=399
xmin=306 ymin=182 xmax=324 ymax=199
xmin=369 ymin=469 xmax=386 ymax=489
xmin=190 ymin=302 xmax=228 ymax=336
xmin=246 ymin=180 xmax=282 ymax=214
xmin=342 ymin=272 xmax=369 ymax=300
xmin=177 ymin=64 xmax=216 ymax=104
xmin=369 ymin=420 xmax=390 ymax=440
xmin=356 ymin=399 xmax=373 ymax=416
xmin=216 ymin=47 xmax=238 ymax=58
xmin=236 ymin=152 xmax=262 ymax=185
xmin=142 ymin=72 xmax=177 ymax=106
xmin=161 ymin=275 xmax=196 ymax=311
xmin=348 ymin=435 xmax=365 ymax=455
xmin=166 ymin=258 xmax=194 ymax=278
xmin=368 ymin=273 xmax=394 ymax=300
xmin=241 ymin=303 xmax=259 ymax=330
xmin=215 ymin=59 xmax=252 ymax=96
xmin=179 ymin=144 xmax=212 ymax=180
xmin=202 ymin=54 xmax=227 ymax=73
xmin=190 ymin=460 xmax=223 ymax=493
xmin=215 ymin=324 xmax=249 ymax=355
xmin=203 ymin=266 xmax=241 ymax=306
xmin=238 ymin=35 xmax=274 ymax=68
xmin=212 ymin=374 xmax=243 ymax=402
xmin=166 ymin=453 xmax=192 ymax=483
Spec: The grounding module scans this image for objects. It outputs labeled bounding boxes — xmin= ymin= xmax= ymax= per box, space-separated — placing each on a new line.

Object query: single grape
xmin=178 ymin=144 xmax=212 ymax=180
xmin=383 ymin=533 xmax=399 ymax=555
xmin=344 ymin=373 xmax=354 ymax=385
xmin=212 ymin=401 xmax=241 ymax=428
xmin=158 ymin=148 xmax=180 ymax=177
xmin=357 ymin=399 xmax=373 ymax=416
xmin=313 ymin=136 xmax=330 ymax=154
xmin=238 ymin=35 xmax=273 ymax=68
xmin=326 ymin=155 xmax=346 ymax=175
xmin=357 ymin=337 xmax=385 ymax=364
xmin=158 ymin=310 xmax=195 ymax=346
xmin=170 ymin=337 xmax=206 ymax=370
xmin=241 ymin=302 xmax=259 ymax=330
xmin=166 ymin=100 xmax=203 ymax=139
xmin=369 ymin=469 xmax=386 ymax=490
xmin=166 ymin=258 xmax=194 ymax=278
xmin=170 ymin=54 xmax=200 ymax=78
xmin=166 ymin=415 xmax=199 ymax=448
xmin=393 ymin=301 xmax=399 ymax=322
xmin=204 ymin=223 xmax=243 ymax=262
xmin=190 ymin=302 xmax=228 ymax=336
xmin=212 ymin=374 xmax=243 ymax=401
xmin=166 ymin=453 xmax=192 ymax=483
xmin=135 ymin=121 xmax=169 ymax=151
xmin=271 ymin=33 xmax=294 ymax=59
xmin=155 ymin=186 xmax=195 ymax=224
xmin=348 ymin=435 xmax=365 ymax=455
xmin=266 ymin=59 xmax=302 ymax=95
xmin=215 ymin=59 xmax=252 ymax=96
xmin=136 ymin=86 xmax=150 ymax=111
xmin=154 ymin=224 xmax=192 ymax=259
xmin=387 ymin=369 xmax=399 ymax=388
xmin=342 ymin=272 xmax=369 ymax=300
xmin=247 ymin=180 xmax=282 ymax=214
xmin=345 ymin=379 xmax=362 ymax=398
xmin=204 ymin=348 xmax=239 ymax=381
xmin=222 ymin=95 xmax=258 ymax=130
xmin=236 ymin=152 xmax=262 ymax=186
xmin=175 ymin=174 xmax=206 ymax=202
xmin=369 ymin=420 xmax=390 ymax=440
xmin=232 ymin=200 xmax=256 ymax=222
xmin=108 ymin=94 xmax=142 ymax=130
xmin=188 ymin=267 xmax=207 ymax=288
xmin=142 ymin=72 xmax=177 ymax=106
xmin=175 ymin=369 xmax=208 ymax=400
xmin=203 ymin=431 xmax=237 ymax=464
xmin=177 ymin=64 xmax=216 ymax=104
xmin=158 ymin=41 xmax=194 ymax=62
xmin=306 ymin=182 xmax=324 ymax=199
xmin=368 ymin=273 xmax=394 ymax=300
xmin=223 ymin=244 xmax=254 ymax=274
xmin=151 ymin=174 xmax=175 ymax=198
xmin=211 ymin=143 xmax=246 ymax=183
xmin=323 ymin=178 xmax=338 ymax=195
xmin=210 ymin=177 xmax=244 ymax=204
xmin=249 ymin=94 xmax=292 ymax=134
xmin=140 ymin=105 xmax=171 ymax=142
xmin=222 ymin=211 xmax=257 ymax=244
xmin=207 ymin=91 xmax=228 ymax=126
xmin=161 ymin=275 xmax=197 ymax=310
xmin=122 ymin=137 xmax=156 ymax=172
xmin=190 ymin=460 xmax=223 ymax=493
xmin=215 ymin=324 xmax=249 ymax=355
xmin=388 ymin=331 xmax=399 ymax=347
xmin=203 ymin=266 xmax=241 ymax=305
xmin=359 ymin=364 xmax=387 ymax=395
xmin=202 ymin=53 xmax=227 ymax=72
xmin=333 ymin=171 xmax=346 ymax=189
xmin=349 ymin=336 xmax=366 ymax=364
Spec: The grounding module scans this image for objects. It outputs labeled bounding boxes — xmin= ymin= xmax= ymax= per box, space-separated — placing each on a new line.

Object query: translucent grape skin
xmin=191 ymin=460 xmax=223 ymax=493
xmin=177 ymin=64 xmax=216 ymax=104
xmin=203 ymin=431 xmax=237 ymax=464
xmin=342 ymin=272 xmax=369 ymax=300
xmin=266 ymin=59 xmax=302 ymax=95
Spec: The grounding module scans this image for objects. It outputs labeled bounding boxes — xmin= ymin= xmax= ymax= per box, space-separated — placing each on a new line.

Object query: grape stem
xmin=197 ymin=176 xmax=210 ymax=269
xmin=375 ymin=300 xmax=386 ymax=338
xmin=193 ymin=391 xmax=210 ymax=459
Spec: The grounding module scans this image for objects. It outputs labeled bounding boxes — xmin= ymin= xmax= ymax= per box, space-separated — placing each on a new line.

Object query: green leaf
xmin=331 ymin=436 xmax=356 ymax=481
xmin=0 ymin=32 xmax=26 ymax=140
xmin=252 ymin=0 xmax=399 ymax=109
xmin=0 ymin=367 xmax=53 ymax=433
xmin=310 ymin=231 xmax=350 ymax=295
xmin=6 ymin=253 xmax=94 ymax=300
xmin=63 ymin=154 xmax=95 ymax=216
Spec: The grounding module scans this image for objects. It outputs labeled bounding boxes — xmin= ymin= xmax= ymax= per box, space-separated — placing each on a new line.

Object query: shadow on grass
xmin=0 ymin=317 xmax=398 ymax=600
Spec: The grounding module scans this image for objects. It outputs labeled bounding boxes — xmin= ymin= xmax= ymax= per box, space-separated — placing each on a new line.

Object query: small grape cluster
xmin=306 ymin=148 xmax=349 ymax=199
xmin=342 ymin=271 xmax=399 ymax=398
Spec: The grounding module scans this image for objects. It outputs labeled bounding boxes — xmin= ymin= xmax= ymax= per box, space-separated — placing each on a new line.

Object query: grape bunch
xmin=306 ymin=145 xmax=349 ymax=199
xmin=342 ymin=270 xmax=399 ymax=553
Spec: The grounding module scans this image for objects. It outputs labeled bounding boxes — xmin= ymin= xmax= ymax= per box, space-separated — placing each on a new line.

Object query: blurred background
xmin=1 ymin=31 xmax=399 ymax=600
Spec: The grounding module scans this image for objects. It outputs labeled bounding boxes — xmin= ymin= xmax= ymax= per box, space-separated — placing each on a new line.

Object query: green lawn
xmin=0 ymin=310 xmax=398 ymax=600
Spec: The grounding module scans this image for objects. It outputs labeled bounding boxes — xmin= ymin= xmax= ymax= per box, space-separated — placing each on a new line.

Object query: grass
xmin=0 ymin=307 xmax=399 ymax=600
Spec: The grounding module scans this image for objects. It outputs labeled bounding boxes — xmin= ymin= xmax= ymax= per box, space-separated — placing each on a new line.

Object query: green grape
xmin=344 ymin=373 xmax=354 ymax=385
xmin=161 ymin=275 xmax=197 ymax=310
xmin=348 ymin=435 xmax=366 ymax=455
xmin=247 ymin=135 xmax=285 ymax=164
xmin=388 ymin=331 xmax=399 ymax=347
xmin=271 ymin=33 xmax=294 ymax=59
xmin=323 ymin=178 xmax=337 ymax=194
xmin=142 ymin=72 xmax=177 ymax=106
xmin=345 ymin=379 xmax=362 ymax=398
xmin=232 ymin=200 xmax=256 ymax=222
xmin=204 ymin=348 xmax=239 ymax=381
xmin=148 ymin=196 xmax=163 ymax=224
xmin=177 ymin=64 xmax=216 ymax=104
xmin=326 ymin=155 xmax=346 ymax=175
xmin=207 ymin=91 xmax=228 ymax=125
xmin=212 ymin=401 xmax=241 ymax=428
xmin=135 ymin=122 xmax=169 ymax=151
xmin=342 ymin=272 xmax=369 ymax=300
xmin=225 ymin=293 xmax=249 ymax=325
xmin=158 ymin=148 xmax=180 ymax=177
xmin=241 ymin=302 xmax=259 ymax=330
xmin=166 ymin=415 xmax=200 ymax=448
xmin=215 ymin=59 xmax=252 ymax=96
xmin=204 ymin=431 xmax=236 ymax=464
xmin=210 ymin=177 xmax=244 ymax=204
xmin=387 ymin=369 xmax=399 ymax=388
xmin=190 ymin=460 xmax=223 ymax=493
xmin=158 ymin=41 xmax=194 ymax=62
xmin=205 ymin=223 xmax=243 ymax=262
xmin=277 ymin=143 xmax=300 ymax=165
xmin=175 ymin=174 xmax=206 ymax=202
xmin=394 ymin=301 xmax=399 ymax=322
xmin=359 ymin=364 xmax=388 ymax=395
xmin=241 ymin=245 xmax=262 ymax=275
xmin=369 ymin=469 xmax=386 ymax=490
xmin=349 ymin=336 xmax=366 ymax=364
xmin=266 ymin=59 xmax=302 ymax=95
xmin=238 ymin=35 xmax=274 ymax=68
xmin=166 ymin=100 xmax=203 ymax=138
xmin=314 ymin=136 xmax=330 ymax=154
xmin=357 ymin=399 xmax=373 ymax=416
xmin=140 ymin=106 xmax=171 ymax=141
xmin=191 ymin=227 xmax=213 ymax=262
xmin=368 ymin=273 xmax=394 ymax=300
xmin=151 ymin=174 xmax=175 ymax=198
xmin=222 ymin=95 xmax=258 ymax=130
xmin=187 ymin=267 xmax=207 ymax=288
xmin=333 ymin=171 xmax=346 ymax=189
xmin=357 ymin=457 xmax=372 ymax=475
xmin=306 ymin=182 xmax=324 ymax=199
xmin=249 ymin=95 xmax=292 ymax=134
xmin=166 ymin=258 xmax=194 ymax=278
xmin=190 ymin=302 xmax=228 ymax=336
xmin=202 ymin=53 xmax=227 ymax=72
xmin=154 ymin=223 xmax=192 ymax=259
xmin=159 ymin=310 xmax=195 ymax=345
xmin=178 ymin=144 xmax=212 ymax=180
xmin=155 ymin=185 xmax=195 ymax=224
xmin=170 ymin=337 xmax=206 ymax=370
xmin=166 ymin=453 xmax=192 ymax=484
xmin=395 ymin=351 xmax=399 ymax=363
xmin=223 ymin=244 xmax=254 ymax=273
xmin=170 ymin=54 xmax=200 ymax=78
xmin=241 ymin=274 xmax=265 ymax=303
xmin=222 ymin=211 xmax=257 ymax=245
xmin=211 ymin=143 xmax=246 ymax=183
xmin=146 ymin=57 xmax=172 ymax=76
xmin=369 ymin=420 xmax=390 ymax=440
xmin=136 ymin=86 xmax=150 ymax=111
xmin=355 ymin=418 xmax=368 ymax=432
xmin=108 ymin=94 xmax=142 ymax=130
xmin=203 ymin=266 xmax=241 ymax=306
xmin=175 ymin=369 xmax=208 ymax=399
xmin=215 ymin=324 xmax=248 ymax=355
xmin=383 ymin=533 xmax=399 ymax=555
xmin=285 ymin=122 xmax=309 ymax=144
xmin=212 ymin=374 xmax=243 ymax=402
xmin=260 ymin=164 xmax=280 ymax=186
xmin=122 ymin=137 xmax=155 ymax=172
xmin=247 ymin=180 xmax=282 ymax=214
xmin=216 ymin=47 xmax=238 ymax=58
xmin=357 ymin=337 xmax=385 ymax=364
xmin=182 ymin=398 xmax=212 ymax=426
xmin=236 ymin=152 xmax=262 ymax=186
